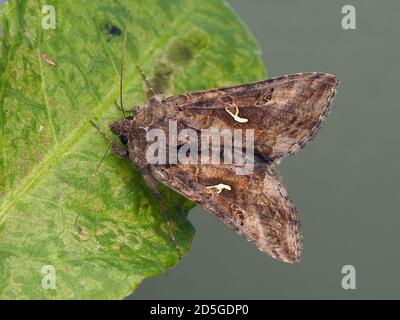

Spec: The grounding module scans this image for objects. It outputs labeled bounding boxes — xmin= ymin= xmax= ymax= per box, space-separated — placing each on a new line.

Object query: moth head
xmin=109 ymin=117 xmax=134 ymax=145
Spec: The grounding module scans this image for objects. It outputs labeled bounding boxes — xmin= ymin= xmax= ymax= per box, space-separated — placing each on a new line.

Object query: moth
xmin=109 ymin=71 xmax=338 ymax=263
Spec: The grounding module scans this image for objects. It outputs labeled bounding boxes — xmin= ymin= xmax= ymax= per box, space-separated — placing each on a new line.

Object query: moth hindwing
xmin=110 ymin=72 xmax=338 ymax=263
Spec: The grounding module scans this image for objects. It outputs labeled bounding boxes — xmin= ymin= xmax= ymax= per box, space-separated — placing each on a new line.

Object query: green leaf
xmin=0 ymin=0 xmax=265 ymax=299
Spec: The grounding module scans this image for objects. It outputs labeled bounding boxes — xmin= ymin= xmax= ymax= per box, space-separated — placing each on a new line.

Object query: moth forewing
xmin=164 ymin=72 xmax=338 ymax=164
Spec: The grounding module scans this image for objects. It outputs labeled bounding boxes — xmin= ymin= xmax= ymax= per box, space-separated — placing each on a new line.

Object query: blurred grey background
xmin=130 ymin=0 xmax=400 ymax=299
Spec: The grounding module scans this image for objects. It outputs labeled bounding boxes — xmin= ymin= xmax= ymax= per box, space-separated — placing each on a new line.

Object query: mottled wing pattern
xmin=150 ymin=163 xmax=302 ymax=263
xmin=117 ymin=72 xmax=338 ymax=263
xmin=163 ymin=72 xmax=338 ymax=163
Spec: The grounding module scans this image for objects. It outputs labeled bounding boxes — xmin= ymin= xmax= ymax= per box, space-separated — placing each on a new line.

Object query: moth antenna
xmin=136 ymin=65 xmax=156 ymax=97
xmin=118 ymin=10 xmax=130 ymax=118
xmin=113 ymin=100 xmax=134 ymax=117
xmin=114 ymin=100 xmax=125 ymax=117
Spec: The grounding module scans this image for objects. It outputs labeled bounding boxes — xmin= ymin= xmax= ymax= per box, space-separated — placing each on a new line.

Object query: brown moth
xmin=109 ymin=72 xmax=338 ymax=263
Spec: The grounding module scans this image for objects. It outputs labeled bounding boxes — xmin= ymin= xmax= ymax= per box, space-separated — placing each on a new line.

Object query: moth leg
xmin=89 ymin=120 xmax=129 ymax=158
xmin=114 ymin=100 xmax=136 ymax=118
xmin=141 ymin=167 xmax=183 ymax=259
xmin=114 ymin=100 xmax=126 ymax=118
xmin=156 ymin=192 xmax=183 ymax=259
